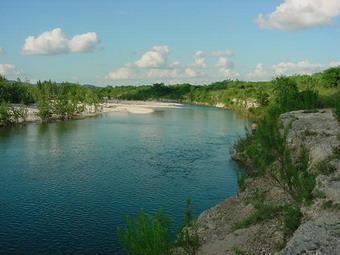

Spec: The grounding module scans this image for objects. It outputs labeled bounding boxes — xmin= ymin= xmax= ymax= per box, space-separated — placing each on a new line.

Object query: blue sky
xmin=0 ymin=0 xmax=340 ymax=86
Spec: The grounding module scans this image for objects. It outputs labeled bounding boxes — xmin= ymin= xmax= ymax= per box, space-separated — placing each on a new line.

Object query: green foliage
xmin=234 ymin=202 xmax=282 ymax=230
xmin=321 ymin=66 xmax=340 ymax=88
xmin=117 ymin=209 xmax=172 ymax=255
xmin=256 ymin=91 xmax=270 ymax=106
xmin=232 ymin=247 xmax=248 ymax=255
xmin=0 ymin=101 xmax=27 ymax=127
xmin=234 ymin=81 xmax=316 ymax=203
xmin=234 ymin=189 xmax=282 ymax=229
xmin=283 ymin=206 xmax=302 ymax=238
xmin=273 ymin=77 xmax=299 ymax=112
xmin=0 ymin=101 xmax=12 ymax=126
xmin=335 ymin=102 xmax=340 ymax=122
xmin=176 ymin=198 xmax=200 ymax=255
xmin=316 ymin=160 xmax=336 ymax=175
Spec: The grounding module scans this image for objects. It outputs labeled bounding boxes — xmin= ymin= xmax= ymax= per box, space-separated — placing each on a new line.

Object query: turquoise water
xmin=0 ymin=105 xmax=247 ymax=254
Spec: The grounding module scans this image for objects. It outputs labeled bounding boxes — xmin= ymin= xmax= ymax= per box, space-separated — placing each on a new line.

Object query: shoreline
xmin=2 ymin=101 xmax=184 ymax=127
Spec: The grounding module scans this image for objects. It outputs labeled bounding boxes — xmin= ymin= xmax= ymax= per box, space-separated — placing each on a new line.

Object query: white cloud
xmin=328 ymin=61 xmax=340 ymax=68
xmin=184 ymin=68 xmax=197 ymax=78
xmin=0 ymin=64 xmax=16 ymax=76
xmin=257 ymin=0 xmax=340 ymax=31
xmin=272 ymin=61 xmax=323 ymax=75
xmin=135 ymin=46 xmax=169 ymax=68
xmin=221 ymin=69 xmax=240 ymax=80
xmin=105 ymin=67 xmax=135 ymax=80
xmin=247 ymin=60 xmax=340 ymax=81
xmin=193 ymin=51 xmax=206 ymax=67
xmin=212 ymin=49 xmax=237 ymax=79
xmin=0 ymin=48 xmax=4 ymax=55
xmin=68 ymin=32 xmax=98 ymax=53
xmin=21 ymin=28 xmax=99 ymax=55
xmin=216 ymin=56 xmax=233 ymax=69
xmin=212 ymin=50 xmax=234 ymax=57
xmin=247 ymin=63 xmax=272 ymax=81
xmin=147 ymin=67 xmax=198 ymax=79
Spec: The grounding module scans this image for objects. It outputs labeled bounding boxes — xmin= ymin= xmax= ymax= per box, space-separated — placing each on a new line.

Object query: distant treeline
xmin=0 ymin=66 xmax=339 ymax=125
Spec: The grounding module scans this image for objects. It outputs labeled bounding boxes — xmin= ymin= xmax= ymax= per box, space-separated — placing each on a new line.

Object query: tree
xmin=0 ymin=101 xmax=12 ymax=127
xmin=272 ymin=76 xmax=299 ymax=112
xmin=322 ymin=67 xmax=340 ymax=87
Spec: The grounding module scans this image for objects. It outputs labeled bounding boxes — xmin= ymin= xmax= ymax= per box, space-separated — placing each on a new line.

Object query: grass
xmin=322 ymin=200 xmax=340 ymax=210
xmin=232 ymin=247 xmax=248 ymax=255
xmin=315 ymin=160 xmax=336 ymax=175
xmin=314 ymin=189 xmax=326 ymax=199
xmin=234 ymin=203 xmax=283 ymax=230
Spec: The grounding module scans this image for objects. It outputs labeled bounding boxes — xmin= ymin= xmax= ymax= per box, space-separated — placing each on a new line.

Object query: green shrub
xmin=117 ymin=209 xmax=172 ymax=255
xmin=335 ymin=102 xmax=340 ymax=121
xmin=283 ymin=206 xmax=302 ymax=238
xmin=316 ymin=160 xmax=336 ymax=175
xmin=234 ymin=203 xmax=282 ymax=230
xmin=272 ymin=76 xmax=299 ymax=112
xmin=0 ymin=101 xmax=12 ymax=126
xmin=321 ymin=66 xmax=340 ymax=88
xmin=176 ymin=198 xmax=200 ymax=255
xmin=232 ymin=247 xmax=248 ymax=255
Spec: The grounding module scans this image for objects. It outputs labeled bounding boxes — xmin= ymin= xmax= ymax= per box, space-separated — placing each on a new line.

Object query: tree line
xmin=1 ymin=66 xmax=339 ymax=127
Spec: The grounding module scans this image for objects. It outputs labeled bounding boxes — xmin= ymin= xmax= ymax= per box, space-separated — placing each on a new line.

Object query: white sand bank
xmin=102 ymin=101 xmax=182 ymax=114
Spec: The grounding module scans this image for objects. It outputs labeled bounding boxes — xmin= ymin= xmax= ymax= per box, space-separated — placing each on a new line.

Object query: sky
xmin=0 ymin=0 xmax=340 ymax=86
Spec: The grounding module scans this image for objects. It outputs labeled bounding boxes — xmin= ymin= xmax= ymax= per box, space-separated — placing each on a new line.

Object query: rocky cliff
xmin=196 ymin=109 xmax=340 ymax=255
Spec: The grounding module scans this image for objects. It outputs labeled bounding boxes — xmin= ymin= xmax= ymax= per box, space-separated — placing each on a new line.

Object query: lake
xmin=0 ymin=105 xmax=247 ymax=255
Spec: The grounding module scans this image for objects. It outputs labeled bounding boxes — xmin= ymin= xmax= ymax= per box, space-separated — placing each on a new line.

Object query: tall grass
xmin=117 ymin=209 xmax=172 ymax=255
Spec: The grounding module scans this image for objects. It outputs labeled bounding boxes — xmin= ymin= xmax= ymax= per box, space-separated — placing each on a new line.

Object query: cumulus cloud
xmin=247 ymin=63 xmax=272 ymax=81
xmin=21 ymin=28 xmax=99 ymax=55
xmin=135 ymin=46 xmax=169 ymax=68
xmin=105 ymin=67 xmax=135 ymax=80
xmin=68 ymin=32 xmax=98 ymax=53
xmin=216 ymin=56 xmax=233 ymax=69
xmin=221 ymin=69 xmax=240 ymax=80
xmin=212 ymin=50 xmax=234 ymax=57
xmin=0 ymin=64 xmax=16 ymax=76
xmin=247 ymin=60 xmax=340 ymax=81
xmin=212 ymin=49 xmax=237 ymax=79
xmin=257 ymin=0 xmax=340 ymax=31
xmin=147 ymin=67 xmax=198 ymax=79
xmin=193 ymin=51 xmax=206 ymax=67
xmin=272 ymin=61 xmax=323 ymax=75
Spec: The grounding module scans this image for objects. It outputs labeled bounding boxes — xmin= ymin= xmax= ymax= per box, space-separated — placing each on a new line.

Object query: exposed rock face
xmin=196 ymin=109 xmax=340 ymax=255
xmin=196 ymin=177 xmax=289 ymax=255
xmin=280 ymin=213 xmax=340 ymax=255
xmin=280 ymin=109 xmax=340 ymax=167
xmin=279 ymin=109 xmax=340 ymax=254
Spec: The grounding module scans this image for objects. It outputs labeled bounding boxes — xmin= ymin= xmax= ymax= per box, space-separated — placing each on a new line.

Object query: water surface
xmin=0 ymin=105 xmax=246 ymax=254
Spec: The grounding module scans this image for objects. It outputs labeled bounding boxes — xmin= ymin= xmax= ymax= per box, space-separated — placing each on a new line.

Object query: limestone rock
xmin=280 ymin=213 xmax=340 ymax=255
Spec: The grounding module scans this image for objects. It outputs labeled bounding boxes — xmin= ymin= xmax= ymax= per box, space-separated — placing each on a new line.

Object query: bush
xmin=176 ymin=198 xmax=200 ymax=255
xmin=335 ymin=102 xmax=340 ymax=121
xmin=283 ymin=206 xmax=302 ymax=238
xmin=0 ymin=101 xmax=12 ymax=127
xmin=321 ymin=66 xmax=340 ymax=88
xmin=117 ymin=209 xmax=172 ymax=255
xmin=272 ymin=77 xmax=299 ymax=112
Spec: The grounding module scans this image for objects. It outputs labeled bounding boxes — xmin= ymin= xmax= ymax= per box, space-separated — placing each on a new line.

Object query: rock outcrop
xmin=196 ymin=109 xmax=340 ymax=255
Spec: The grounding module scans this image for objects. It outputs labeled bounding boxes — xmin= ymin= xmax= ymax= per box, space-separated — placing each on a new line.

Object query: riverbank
xmin=194 ymin=109 xmax=340 ymax=254
xmin=4 ymin=101 xmax=183 ymax=126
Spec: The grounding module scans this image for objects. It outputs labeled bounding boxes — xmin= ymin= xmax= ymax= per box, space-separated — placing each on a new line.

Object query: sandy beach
xmin=11 ymin=101 xmax=183 ymax=124
xmin=102 ymin=101 xmax=182 ymax=114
